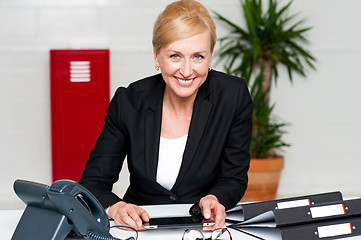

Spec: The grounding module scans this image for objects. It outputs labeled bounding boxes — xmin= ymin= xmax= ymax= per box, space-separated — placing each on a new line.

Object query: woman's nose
xmin=179 ymin=59 xmax=193 ymax=77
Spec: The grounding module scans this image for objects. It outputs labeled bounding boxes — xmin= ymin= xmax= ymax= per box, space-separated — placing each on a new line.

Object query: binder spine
xmin=275 ymin=198 xmax=361 ymax=227
xmin=281 ymin=217 xmax=361 ymax=240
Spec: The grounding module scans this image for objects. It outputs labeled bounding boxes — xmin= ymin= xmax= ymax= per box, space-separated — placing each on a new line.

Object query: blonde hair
xmin=152 ymin=0 xmax=216 ymax=53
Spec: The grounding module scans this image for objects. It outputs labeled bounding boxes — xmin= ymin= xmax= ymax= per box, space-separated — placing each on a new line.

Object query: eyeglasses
xmin=182 ymin=228 xmax=232 ymax=240
xmin=109 ymin=224 xmax=138 ymax=240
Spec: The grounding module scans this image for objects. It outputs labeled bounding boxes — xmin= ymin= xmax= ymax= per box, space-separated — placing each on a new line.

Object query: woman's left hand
xmin=199 ymin=194 xmax=226 ymax=231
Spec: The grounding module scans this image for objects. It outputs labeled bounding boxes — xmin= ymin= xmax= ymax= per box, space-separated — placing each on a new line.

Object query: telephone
xmin=12 ymin=179 xmax=135 ymax=240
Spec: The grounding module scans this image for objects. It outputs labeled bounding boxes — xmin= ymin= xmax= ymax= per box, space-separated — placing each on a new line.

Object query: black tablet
xmin=143 ymin=216 xmax=215 ymax=229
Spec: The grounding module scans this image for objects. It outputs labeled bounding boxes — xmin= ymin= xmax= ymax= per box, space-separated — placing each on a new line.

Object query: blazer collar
xmin=147 ymin=74 xmax=165 ymax=112
xmin=144 ymin=75 xmax=165 ymax=181
xmin=144 ymin=73 xmax=213 ymax=188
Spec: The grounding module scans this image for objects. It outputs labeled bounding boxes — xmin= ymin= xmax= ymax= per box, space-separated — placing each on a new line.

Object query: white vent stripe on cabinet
xmin=70 ymin=61 xmax=91 ymax=82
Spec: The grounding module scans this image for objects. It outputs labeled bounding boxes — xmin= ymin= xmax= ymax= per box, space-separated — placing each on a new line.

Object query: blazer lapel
xmin=143 ymin=74 xmax=213 ymax=189
xmin=173 ymin=80 xmax=213 ymax=189
xmin=144 ymin=78 xmax=164 ymax=181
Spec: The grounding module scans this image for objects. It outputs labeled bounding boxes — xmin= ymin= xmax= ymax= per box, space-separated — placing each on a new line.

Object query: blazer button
xmin=169 ymin=195 xmax=177 ymax=201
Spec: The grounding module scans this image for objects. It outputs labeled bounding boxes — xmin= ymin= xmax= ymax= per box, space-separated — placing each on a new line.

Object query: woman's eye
xmin=194 ymin=55 xmax=204 ymax=60
xmin=170 ymin=54 xmax=180 ymax=59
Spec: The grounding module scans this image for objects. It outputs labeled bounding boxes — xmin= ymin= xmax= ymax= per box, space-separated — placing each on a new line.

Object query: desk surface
xmin=1 ymin=209 xmax=255 ymax=240
xmin=3 ymin=209 xmax=361 ymax=240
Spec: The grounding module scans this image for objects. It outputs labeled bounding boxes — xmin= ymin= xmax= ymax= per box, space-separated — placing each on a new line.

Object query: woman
xmin=79 ymin=0 xmax=252 ymax=231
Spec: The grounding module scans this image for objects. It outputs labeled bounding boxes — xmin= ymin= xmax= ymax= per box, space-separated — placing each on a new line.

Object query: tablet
xmin=143 ymin=216 xmax=215 ymax=229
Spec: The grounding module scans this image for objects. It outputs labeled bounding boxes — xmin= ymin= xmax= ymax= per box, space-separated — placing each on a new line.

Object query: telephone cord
xmin=86 ymin=231 xmax=135 ymax=240
xmin=86 ymin=225 xmax=138 ymax=240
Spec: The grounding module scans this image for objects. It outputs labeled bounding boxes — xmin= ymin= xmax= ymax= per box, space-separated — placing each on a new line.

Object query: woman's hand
xmin=199 ymin=194 xmax=226 ymax=231
xmin=108 ymin=201 xmax=149 ymax=231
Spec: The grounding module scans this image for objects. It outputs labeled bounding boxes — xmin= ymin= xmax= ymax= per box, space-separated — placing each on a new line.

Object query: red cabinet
xmin=50 ymin=49 xmax=110 ymax=182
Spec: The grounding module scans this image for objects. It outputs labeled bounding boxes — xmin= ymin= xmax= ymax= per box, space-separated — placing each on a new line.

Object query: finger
xmin=204 ymin=206 xmax=226 ymax=231
xmin=117 ymin=206 xmax=142 ymax=230
xmin=204 ymin=215 xmax=224 ymax=231
xmin=200 ymin=200 xmax=212 ymax=219
xmin=214 ymin=205 xmax=226 ymax=228
xmin=203 ymin=210 xmax=217 ymax=231
xmin=120 ymin=214 xmax=140 ymax=230
xmin=127 ymin=207 xmax=144 ymax=229
xmin=137 ymin=207 xmax=149 ymax=223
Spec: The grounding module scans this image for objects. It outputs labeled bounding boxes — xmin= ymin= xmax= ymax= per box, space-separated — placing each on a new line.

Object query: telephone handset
xmin=12 ymin=179 xmax=134 ymax=240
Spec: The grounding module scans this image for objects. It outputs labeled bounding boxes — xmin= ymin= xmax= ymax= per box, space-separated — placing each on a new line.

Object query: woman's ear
xmin=154 ymin=49 xmax=160 ymax=69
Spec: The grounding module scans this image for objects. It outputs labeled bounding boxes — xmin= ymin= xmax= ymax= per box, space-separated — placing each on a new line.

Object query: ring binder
xmin=227 ymin=191 xmax=361 ymax=240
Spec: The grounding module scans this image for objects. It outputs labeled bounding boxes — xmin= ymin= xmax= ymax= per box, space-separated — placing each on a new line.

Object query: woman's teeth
xmin=176 ymin=77 xmax=194 ymax=85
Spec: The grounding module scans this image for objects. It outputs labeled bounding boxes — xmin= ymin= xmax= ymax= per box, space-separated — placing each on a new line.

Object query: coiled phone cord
xmin=87 ymin=225 xmax=138 ymax=240
xmin=87 ymin=231 xmax=135 ymax=240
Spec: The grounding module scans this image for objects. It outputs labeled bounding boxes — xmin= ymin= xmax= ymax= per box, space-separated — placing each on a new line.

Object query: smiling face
xmin=154 ymin=31 xmax=213 ymax=101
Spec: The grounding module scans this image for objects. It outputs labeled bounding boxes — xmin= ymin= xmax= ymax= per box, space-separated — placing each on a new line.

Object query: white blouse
xmin=156 ymin=134 xmax=188 ymax=191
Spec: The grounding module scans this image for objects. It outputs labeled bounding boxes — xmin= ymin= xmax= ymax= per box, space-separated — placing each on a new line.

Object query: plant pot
xmin=241 ymin=156 xmax=284 ymax=202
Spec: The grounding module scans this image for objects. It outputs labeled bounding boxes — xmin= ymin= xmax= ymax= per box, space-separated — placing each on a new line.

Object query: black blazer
xmin=79 ymin=70 xmax=252 ymax=210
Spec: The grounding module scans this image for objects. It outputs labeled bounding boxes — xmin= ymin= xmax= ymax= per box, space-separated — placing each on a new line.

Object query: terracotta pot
xmin=241 ymin=156 xmax=284 ymax=202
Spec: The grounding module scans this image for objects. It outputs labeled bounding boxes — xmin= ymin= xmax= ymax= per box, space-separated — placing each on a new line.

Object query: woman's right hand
xmin=108 ymin=201 xmax=149 ymax=231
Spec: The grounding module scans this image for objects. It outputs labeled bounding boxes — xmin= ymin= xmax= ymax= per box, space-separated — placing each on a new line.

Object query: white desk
xmin=3 ymin=209 xmax=361 ymax=240
xmin=1 ymin=209 xmax=255 ymax=240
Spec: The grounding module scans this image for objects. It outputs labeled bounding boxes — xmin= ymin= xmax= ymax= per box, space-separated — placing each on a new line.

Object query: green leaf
xmin=214 ymin=0 xmax=316 ymax=157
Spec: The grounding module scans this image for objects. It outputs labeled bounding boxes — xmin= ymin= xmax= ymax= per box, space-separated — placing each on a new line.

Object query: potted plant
xmin=214 ymin=0 xmax=316 ymax=201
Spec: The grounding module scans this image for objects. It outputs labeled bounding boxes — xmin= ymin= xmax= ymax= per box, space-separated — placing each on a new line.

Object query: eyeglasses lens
xmin=211 ymin=228 xmax=231 ymax=240
xmin=182 ymin=229 xmax=205 ymax=240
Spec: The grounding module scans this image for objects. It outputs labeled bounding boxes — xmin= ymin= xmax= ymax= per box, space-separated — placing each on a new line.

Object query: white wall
xmin=273 ymin=0 xmax=361 ymax=197
xmin=0 ymin=0 xmax=360 ymax=209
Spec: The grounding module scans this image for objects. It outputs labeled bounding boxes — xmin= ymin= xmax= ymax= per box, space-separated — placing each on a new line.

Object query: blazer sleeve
xmin=207 ymin=80 xmax=253 ymax=209
xmin=79 ymin=87 xmax=129 ymax=208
